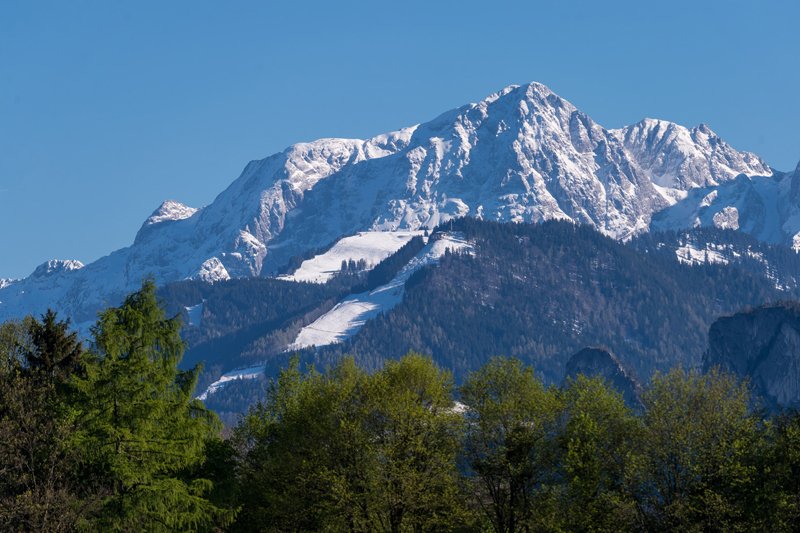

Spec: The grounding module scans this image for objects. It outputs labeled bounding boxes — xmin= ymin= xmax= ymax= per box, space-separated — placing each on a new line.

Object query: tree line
xmin=2 ymin=281 xmax=800 ymax=531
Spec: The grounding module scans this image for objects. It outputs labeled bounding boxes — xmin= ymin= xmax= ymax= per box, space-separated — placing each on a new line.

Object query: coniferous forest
xmin=3 ymin=281 xmax=800 ymax=531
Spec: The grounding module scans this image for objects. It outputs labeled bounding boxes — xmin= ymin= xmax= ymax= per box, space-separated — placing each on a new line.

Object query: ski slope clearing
xmin=197 ymin=364 xmax=264 ymax=401
xmin=291 ymin=233 xmax=473 ymax=349
xmin=279 ymin=231 xmax=423 ymax=283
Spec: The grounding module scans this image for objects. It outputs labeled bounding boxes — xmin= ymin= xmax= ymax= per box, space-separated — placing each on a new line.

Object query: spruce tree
xmin=24 ymin=309 xmax=83 ymax=390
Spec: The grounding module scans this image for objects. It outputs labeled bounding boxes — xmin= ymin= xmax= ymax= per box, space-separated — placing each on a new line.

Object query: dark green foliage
xmin=159 ymin=278 xmax=352 ymax=371
xmin=0 ymin=318 xmax=85 ymax=531
xmin=24 ymin=309 xmax=83 ymax=387
xmin=319 ymin=219 xmax=792 ymax=384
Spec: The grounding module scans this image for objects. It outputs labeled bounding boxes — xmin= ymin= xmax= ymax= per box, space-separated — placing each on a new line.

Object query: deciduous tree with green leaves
xmin=460 ymin=357 xmax=561 ymax=532
xmin=637 ymin=368 xmax=760 ymax=532
xmin=554 ymin=375 xmax=641 ymax=532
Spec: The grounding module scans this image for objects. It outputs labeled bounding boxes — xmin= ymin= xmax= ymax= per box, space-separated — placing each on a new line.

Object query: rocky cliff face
xmin=0 ymin=82 xmax=776 ymax=327
xmin=652 ymin=160 xmax=800 ymax=247
xmin=705 ymin=302 xmax=800 ymax=408
xmin=564 ymin=347 xmax=642 ymax=408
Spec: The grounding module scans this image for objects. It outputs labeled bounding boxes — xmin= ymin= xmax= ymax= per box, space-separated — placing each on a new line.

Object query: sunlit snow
xmin=291 ymin=233 xmax=473 ymax=349
xmin=278 ymin=231 xmax=423 ymax=284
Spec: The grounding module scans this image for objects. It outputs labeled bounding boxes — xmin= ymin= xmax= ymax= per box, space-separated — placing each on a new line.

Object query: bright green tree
xmin=365 ymin=353 xmax=469 ymax=532
xmin=233 ymin=357 xmax=375 ymax=532
xmin=555 ymin=375 xmax=641 ymax=532
xmin=460 ymin=357 xmax=561 ymax=532
xmin=75 ymin=280 xmax=235 ymax=531
xmin=637 ymin=368 xmax=760 ymax=532
xmin=233 ymin=353 xmax=469 ymax=532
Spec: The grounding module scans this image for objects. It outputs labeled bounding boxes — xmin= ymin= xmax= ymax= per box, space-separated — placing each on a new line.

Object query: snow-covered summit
xmin=31 ymin=259 xmax=85 ymax=278
xmin=0 ymin=81 xmax=780 ymax=326
xmin=611 ymin=118 xmax=772 ymax=189
xmin=143 ymin=200 xmax=198 ymax=227
xmin=135 ymin=200 xmax=199 ymax=244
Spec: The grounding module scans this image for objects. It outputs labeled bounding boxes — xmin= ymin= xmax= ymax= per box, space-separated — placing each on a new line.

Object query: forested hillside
xmin=4 ymin=290 xmax=800 ymax=531
xmin=311 ymin=219 xmax=795 ymax=383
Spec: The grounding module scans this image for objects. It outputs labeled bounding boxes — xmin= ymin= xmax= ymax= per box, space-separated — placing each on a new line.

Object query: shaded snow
xmin=197 ymin=364 xmax=264 ymax=401
xmin=675 ymin=244 xmax=729 ymax=266
xmin=184 ymin=302 xmax=203 ymax=327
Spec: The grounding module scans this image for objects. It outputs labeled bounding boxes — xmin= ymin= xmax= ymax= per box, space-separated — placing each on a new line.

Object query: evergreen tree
xmin=0 ymin=319 xmax=84 ymax=531
xmin=75 ymin=279 xmax=235 ymax=531
xmin=24 ymin=309 xmax=83 ymax=387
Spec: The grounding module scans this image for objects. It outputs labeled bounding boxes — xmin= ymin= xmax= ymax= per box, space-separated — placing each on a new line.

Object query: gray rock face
xmin=564 ymin=347 xmax=642 ymax=408
xmin=705 ymin=303 xmax=800 ymax=408
xmin=0 ymin=82 xmax=775 ymax=328
xmin=653 ymin=160 xmax=800 ymax=247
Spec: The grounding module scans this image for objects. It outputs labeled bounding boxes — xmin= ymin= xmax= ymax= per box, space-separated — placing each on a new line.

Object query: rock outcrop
xmin=705 ymin=302 xmax=800 ymax=409
xmin=564 ymin=347 xmax=642 ymax=408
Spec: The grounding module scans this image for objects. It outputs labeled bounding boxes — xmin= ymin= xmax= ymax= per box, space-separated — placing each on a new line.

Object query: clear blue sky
xmin=1 ymin=0 xmax=798 ymax=279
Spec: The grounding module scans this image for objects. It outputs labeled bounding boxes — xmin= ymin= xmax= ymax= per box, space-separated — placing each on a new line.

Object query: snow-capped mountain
xmin=612 ymin=119 xmax=770 ymax=190
xmin=652 ymin=161 xmax=800 ymax=246
xmin=0 ymin=82 xmax=777 ymax=326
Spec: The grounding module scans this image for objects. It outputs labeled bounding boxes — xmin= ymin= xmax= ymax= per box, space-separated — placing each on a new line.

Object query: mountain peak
xmin=614 ymin=116 xmax=771 ymax=188
xmin=143 ymin=200 xmax=198 ymax=227
xmin=0 ymin=81 xmax=783 ymax=328
xmin=694 ymin=122 xmax=715 ymax=136
xmin=31 ymin=259 xmax=84 ymax=279
xmin=480 ymin=81 xmax=566 ymax=111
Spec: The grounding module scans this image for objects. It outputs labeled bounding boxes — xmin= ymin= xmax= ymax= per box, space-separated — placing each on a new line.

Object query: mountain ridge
xmin=0 ymin=81 xmax=780 ymax=326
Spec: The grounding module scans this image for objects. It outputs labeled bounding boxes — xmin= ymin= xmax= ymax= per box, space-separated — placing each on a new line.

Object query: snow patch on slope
xmin=291 ymin=233 xmax=473 ymax=349
xmin=197 ymin=364 xmax=264 ymax=401
xmin=279 ymin=231 xmax=423 ymax=283
xmin=184 ymin=302 xmax=203 ymax=327
xmin=676 ymin=244 xmax=730 ymax=266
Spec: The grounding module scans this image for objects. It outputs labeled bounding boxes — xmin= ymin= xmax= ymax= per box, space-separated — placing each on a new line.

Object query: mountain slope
xmin=298 ymin=219 xmax=796 ymax=384
xmin=0 ymin=82 xmax=774 ymax=326
xmin=652 ymin=161 xmax=800 ymax=246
